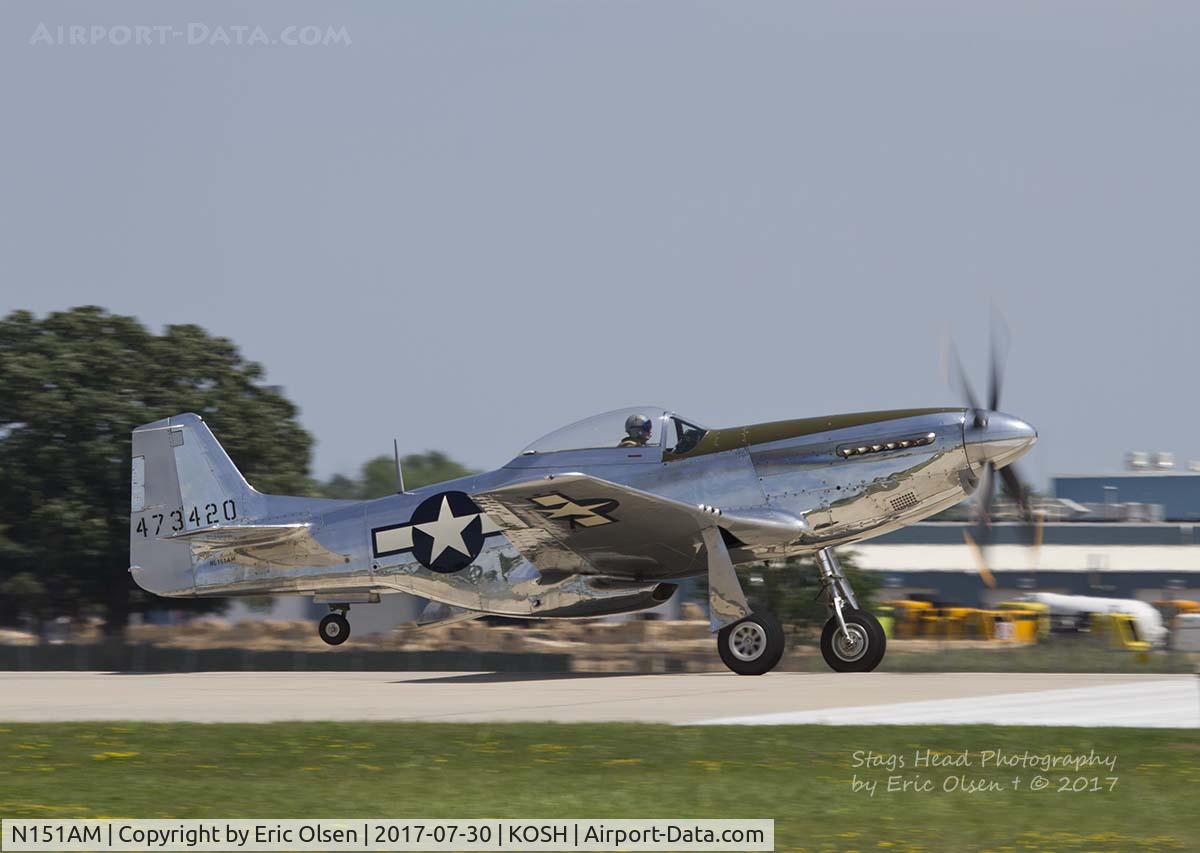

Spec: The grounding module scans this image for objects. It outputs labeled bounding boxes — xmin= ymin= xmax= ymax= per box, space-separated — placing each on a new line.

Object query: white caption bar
xmin=1 ymin=820 xmax=773 ymax=852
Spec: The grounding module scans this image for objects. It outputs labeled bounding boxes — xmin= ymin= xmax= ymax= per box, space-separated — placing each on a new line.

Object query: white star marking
xmin=414 ymin=496 xmax=477 ymax=563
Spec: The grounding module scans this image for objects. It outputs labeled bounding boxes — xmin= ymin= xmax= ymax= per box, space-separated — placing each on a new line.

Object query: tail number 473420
xmin=134 ymin=499 xmax=237 ymax=537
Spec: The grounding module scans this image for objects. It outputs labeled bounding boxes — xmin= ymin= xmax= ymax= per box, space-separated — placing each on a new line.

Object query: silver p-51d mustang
xmin=130 ymin=398 xmax=1035 ymax=674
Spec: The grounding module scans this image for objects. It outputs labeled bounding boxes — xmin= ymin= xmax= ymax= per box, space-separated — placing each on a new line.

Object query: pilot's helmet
xmin=625 ymin=413 xmax=652 ymax=441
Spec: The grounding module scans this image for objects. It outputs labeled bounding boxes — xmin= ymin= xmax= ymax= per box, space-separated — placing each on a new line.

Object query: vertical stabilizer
xmin=129 ymin=413 xmax=264 ymax=596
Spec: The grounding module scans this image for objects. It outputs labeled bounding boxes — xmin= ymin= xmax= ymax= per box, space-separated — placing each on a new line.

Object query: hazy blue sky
xmin=2 ymin=2 xmax=1198 ymax=485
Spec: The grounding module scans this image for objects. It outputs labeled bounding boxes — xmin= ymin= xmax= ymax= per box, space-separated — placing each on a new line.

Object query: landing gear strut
xmin=816 ymin=547 xmax=885 ymax=672
xmin=318 ymin=606 xmax=351 ymax=646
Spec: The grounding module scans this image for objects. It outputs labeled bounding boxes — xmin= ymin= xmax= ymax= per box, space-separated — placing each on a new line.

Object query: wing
xmin=167 ymin=523 xmax=347 ymax=569
xmin=472 ymin=473 xmax=803 ymax=579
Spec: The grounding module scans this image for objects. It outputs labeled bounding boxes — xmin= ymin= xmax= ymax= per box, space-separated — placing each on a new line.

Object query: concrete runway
xmin=1 ymin=671 xmax=1196 ymax=726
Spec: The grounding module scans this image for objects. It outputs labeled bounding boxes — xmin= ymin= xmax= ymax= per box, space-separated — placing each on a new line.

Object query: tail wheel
xmin=820 ymin=610 xmax=886 ymax=672
xmin=318 ymin=613 xmax=350 ymax=646
xmin=718 ymin=612 xmax=785 ymax=675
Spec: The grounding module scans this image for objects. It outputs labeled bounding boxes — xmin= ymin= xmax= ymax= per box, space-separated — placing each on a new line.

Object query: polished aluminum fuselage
xmin=183 ymin=407 xmax=1021 ymax=619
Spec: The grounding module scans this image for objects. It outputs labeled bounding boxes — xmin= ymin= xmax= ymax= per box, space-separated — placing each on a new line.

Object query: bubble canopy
xmin=520 ymin=407 xmax=707 ymax=455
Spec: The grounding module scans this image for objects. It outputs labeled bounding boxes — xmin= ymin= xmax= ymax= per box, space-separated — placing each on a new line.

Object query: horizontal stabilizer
xmin=168 ymin=523 xmax=311 ymax=545
xmin=167 ymin=523 xmax=347 ymax=570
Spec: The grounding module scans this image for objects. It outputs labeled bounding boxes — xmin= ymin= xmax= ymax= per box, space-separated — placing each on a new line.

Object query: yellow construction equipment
xmin=883 ymin=599 xmax=1041 ymax=643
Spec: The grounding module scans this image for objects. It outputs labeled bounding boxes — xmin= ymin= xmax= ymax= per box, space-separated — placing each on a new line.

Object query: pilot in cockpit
xmin=618 ymin=413 xmax=652 ymax=448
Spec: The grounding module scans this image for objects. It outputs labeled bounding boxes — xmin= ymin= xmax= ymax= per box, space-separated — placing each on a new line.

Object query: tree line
xmin=0 ymin=306 xmax=474 ymax=631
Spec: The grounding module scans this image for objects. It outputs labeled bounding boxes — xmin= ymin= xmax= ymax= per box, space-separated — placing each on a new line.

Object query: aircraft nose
xmin=963 ymin=411 xmax=1038 ymax=471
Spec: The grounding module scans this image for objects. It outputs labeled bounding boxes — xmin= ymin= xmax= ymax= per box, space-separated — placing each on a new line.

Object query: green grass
xmin=1 ymin=723 xmax=1197 ymax=852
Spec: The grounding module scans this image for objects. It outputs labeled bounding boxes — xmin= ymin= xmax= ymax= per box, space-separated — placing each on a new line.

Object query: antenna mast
xmin=393 ymin=438 xmax=407 ymax=494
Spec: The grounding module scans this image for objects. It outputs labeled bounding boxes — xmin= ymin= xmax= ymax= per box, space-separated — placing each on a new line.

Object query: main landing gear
xmin=706 ymin=518 xmax=885 ymax=674
xmin=718 ymin=611 xmax=785 ymax=676
xmin=704 ymin=526 xmax=783 ymax=676
xmin=318 ymin=606 xmax=351 ymax=646
xmin=815 ymin=547 xmax=886 ymax=672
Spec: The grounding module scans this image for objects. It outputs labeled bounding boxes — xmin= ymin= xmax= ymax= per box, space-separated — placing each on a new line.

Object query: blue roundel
xmin=409 ymin=491 xmax=486 ymax=573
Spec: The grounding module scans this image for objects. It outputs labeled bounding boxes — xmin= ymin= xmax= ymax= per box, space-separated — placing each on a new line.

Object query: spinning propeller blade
xmin=953 ymin=311 xmax=1038 ymax=584
xmin=963 ymin=530 xmax=996 ymax=589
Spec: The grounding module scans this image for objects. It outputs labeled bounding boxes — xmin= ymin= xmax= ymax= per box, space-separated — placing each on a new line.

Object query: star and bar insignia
xmin=371 ymin=491 xmax=502 ymax=573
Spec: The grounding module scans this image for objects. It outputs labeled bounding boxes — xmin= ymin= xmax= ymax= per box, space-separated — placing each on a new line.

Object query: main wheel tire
xmin=718 ymin=612 xmax=785 ymax=675
xmin=318 ymin=613 xmax=351 ymax=646
xmin=820 ymin=609 xmax=886 ymax=672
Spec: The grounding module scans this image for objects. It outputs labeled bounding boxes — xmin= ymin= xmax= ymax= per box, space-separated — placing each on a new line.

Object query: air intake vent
xmin=890 ymin=492 xmax=918 ymax=512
